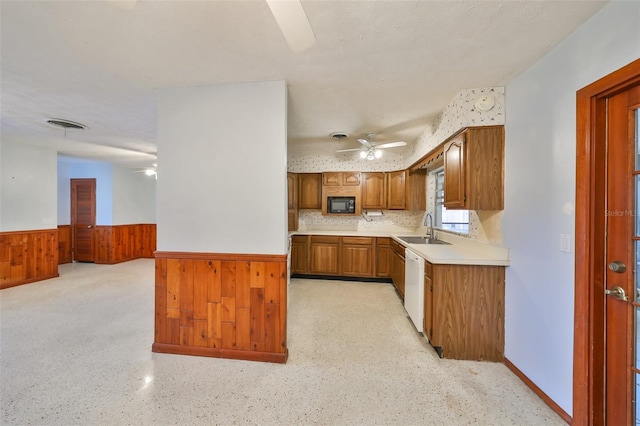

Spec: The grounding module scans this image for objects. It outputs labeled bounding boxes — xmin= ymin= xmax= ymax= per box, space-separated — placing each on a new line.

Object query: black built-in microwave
xmin=327 ymin=196 xmax=356 ymax=214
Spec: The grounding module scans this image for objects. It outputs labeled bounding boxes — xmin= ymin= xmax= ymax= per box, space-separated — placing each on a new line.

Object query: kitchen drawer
xmin=390 ymin=239 xmax=405 ymax=254
xmin=292 ymin=235 xmax=309 ymax=244
xmin=342 ymin=236 xmax=374 ymax=245
xmin=376 ymin=237 xmax=391 ymax=246
xmin=310 ymin=235 xmax=340 ymax=244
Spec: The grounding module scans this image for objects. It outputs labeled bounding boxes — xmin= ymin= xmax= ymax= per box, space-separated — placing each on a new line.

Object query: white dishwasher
xmin=404 ymin=248 xmax=424 ymax=333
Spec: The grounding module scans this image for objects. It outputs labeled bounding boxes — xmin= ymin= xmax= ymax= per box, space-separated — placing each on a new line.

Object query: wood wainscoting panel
xmin=0 ymin=229 xmax=59 ymax=289
xmin=153 ymin=251 xmax=288 ymax=364
xmin=58 ymin=225 xmax=72 ymax=264
xmin=94 ymin=224 xmax=156 ymax=264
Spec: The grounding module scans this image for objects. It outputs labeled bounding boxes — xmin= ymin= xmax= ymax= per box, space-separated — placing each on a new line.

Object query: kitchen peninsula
xmin=290 ymin=229 xmax=509 ymax=362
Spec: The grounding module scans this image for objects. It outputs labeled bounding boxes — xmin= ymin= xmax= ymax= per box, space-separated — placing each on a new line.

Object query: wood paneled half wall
xmin=153 ymin=252 xmax=288 ymax=364
xmin=58 ymin=225 xmax=72 ymax=264
xmin=0 ymin=229 xmax=59 ymax=289
xmin=95 ymin=224 xmax=156 ymax=264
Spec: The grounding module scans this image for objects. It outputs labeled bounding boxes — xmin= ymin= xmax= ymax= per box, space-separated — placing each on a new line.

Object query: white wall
xmin=57 ymin=157 xmax=114 ymax=225
xmin=112 ymin=167 xmax=156 ymax=225
xmin=57 ymin=157 xmax=156 ymax=225
xmin=0 ymin=140 xmax=58 ymax=231
xmin=503 ymin=1 xmax=640 ymax=415
xmin=157 ymin=81 xmax=288 ymax=254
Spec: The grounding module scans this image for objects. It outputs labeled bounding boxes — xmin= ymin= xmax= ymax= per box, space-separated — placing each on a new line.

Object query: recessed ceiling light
xmin=45 ymin=118 xmax=87 ymax=130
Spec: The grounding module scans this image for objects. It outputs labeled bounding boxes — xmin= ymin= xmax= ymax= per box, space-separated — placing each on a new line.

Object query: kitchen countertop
xmin=291 ymin=228 xmax=509 ymax=267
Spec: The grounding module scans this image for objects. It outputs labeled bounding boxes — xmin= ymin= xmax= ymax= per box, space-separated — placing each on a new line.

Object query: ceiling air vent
xmin=330 ymin=132 xmax=349 ymax=140
xmin=46 ymin=118 xmax=87 ymax=130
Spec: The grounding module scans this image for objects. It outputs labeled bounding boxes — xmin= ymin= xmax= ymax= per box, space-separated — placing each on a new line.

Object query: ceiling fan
xmin=336 ymin=134 xmax=407 ymax=160
xmin=108 ymin=0 xmax=316 ymax=53
xmin=133 ymin=163 xmax=157 ymax=179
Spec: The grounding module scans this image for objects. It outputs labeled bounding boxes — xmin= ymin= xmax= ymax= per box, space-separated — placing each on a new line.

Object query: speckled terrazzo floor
xmin=1 ymin=259 xmax=564 ymax=425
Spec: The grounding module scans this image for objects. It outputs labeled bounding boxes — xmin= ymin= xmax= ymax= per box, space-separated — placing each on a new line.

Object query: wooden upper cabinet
xmin=322 ymin=171 xmax=360 ymax=186
xmin=322 ymin=172 xmax=341 ymax=186
xmin=443 ymin=135 xmax=466 ymax=208
xmin=287 ymin=173 xmax=298 ymax=209
xmin=342 ymin=171 xmax=361 ymax=186
xmin=287 ymin=173 xmax=299 ymax=231
xmin=361 ymin=172 xmax=387 ymax=209
xmin=444 ymin=126 xmax=504 ymax=210
xmin=298 ymin=173 xmax=322 ymax=209
xmin=387 ymin=170 xmax=407 ymax=210
xmin=407 ymin=169 xmax=426 ymax=211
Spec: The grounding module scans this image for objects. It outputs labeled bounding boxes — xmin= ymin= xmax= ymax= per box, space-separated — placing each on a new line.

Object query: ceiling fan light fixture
xmin=366 ymin=152 xmax=375 ymax=161
xmin=374 ymin=149 xmax=382 ymax=159
xmin=359 ymin=150 xmax=367 ymax=159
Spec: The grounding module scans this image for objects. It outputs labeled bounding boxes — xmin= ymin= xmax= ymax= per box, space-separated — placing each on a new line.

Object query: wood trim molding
xmin=504 ymin=358 xmax=571 ymax=424
xmin=152 ymin=343 xmax=288 ymax=364
xmin=0 ymin=228 xmax=59 ymax=236
xmin=0 ymin=229 xmax=59 ymax=289
xmin=574 ymin=58 xmax=640 ymax=425
xmin=153 ymin=251 xmax=288 ymax=364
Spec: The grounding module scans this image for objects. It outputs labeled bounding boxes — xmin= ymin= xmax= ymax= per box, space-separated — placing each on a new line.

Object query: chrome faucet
xmin=424 ymin=213 xmax=434 ymax=240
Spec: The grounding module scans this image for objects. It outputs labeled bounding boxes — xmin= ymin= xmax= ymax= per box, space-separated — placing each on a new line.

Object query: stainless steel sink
xmin=398 ymin=236 xmax=451 ymax=245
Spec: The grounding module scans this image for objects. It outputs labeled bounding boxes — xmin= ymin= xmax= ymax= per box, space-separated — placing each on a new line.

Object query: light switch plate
xmin=560 ymin=234 xmax=571 ymax=253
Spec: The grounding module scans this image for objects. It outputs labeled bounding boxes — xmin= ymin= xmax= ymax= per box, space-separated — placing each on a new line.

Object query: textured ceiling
xmin=0 ymin=0 xmax=608 ymax=167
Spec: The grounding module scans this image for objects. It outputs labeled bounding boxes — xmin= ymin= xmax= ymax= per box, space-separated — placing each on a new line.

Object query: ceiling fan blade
xmin=266 ymin=0 xmax=316 ymax=53
xmin=336 ymin=148 xmax=363 ymax=153
xmin=357 ymin=138 xmax=373 ymax=148
xmin=376 ymin=141 xmax=407 ymax=149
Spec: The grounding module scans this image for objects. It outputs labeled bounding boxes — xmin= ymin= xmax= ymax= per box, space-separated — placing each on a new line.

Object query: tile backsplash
xmin=289 ymin=86 xmax=506 ymax=245
xmin=298 ymin=209 xmax=425 ymax=233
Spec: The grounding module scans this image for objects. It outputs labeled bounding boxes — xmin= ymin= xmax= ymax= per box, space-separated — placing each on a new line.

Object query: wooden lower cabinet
xmin=390 ymin=238 xmax=405 ymax=298
xmin=341 ymin=237 xmax=375 ymax=277
xmin=375 ymin=237 xmax=391 ymax=277
xmin=290 ymin=235 xmax=309 ymax=274
xmin=291 ymin=235 xmax=376 ymax=278
xmin=425 ymin=262 xmax=505 ymax=361
xmin=309 ymin=236 xmax=340 ymax=275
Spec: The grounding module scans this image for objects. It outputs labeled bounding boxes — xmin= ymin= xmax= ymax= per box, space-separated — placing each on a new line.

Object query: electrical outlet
xmin=560 ymin=234 xmax=571 ymax=253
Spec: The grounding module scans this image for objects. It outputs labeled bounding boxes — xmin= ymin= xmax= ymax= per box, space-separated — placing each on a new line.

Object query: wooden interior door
xmin=71 ymin=178 xmax=96 ymax=262
xmin=574 ymin=59 xmax=640 ymax=425
xmin=604 ymin=84 xmax=640 ymax=425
